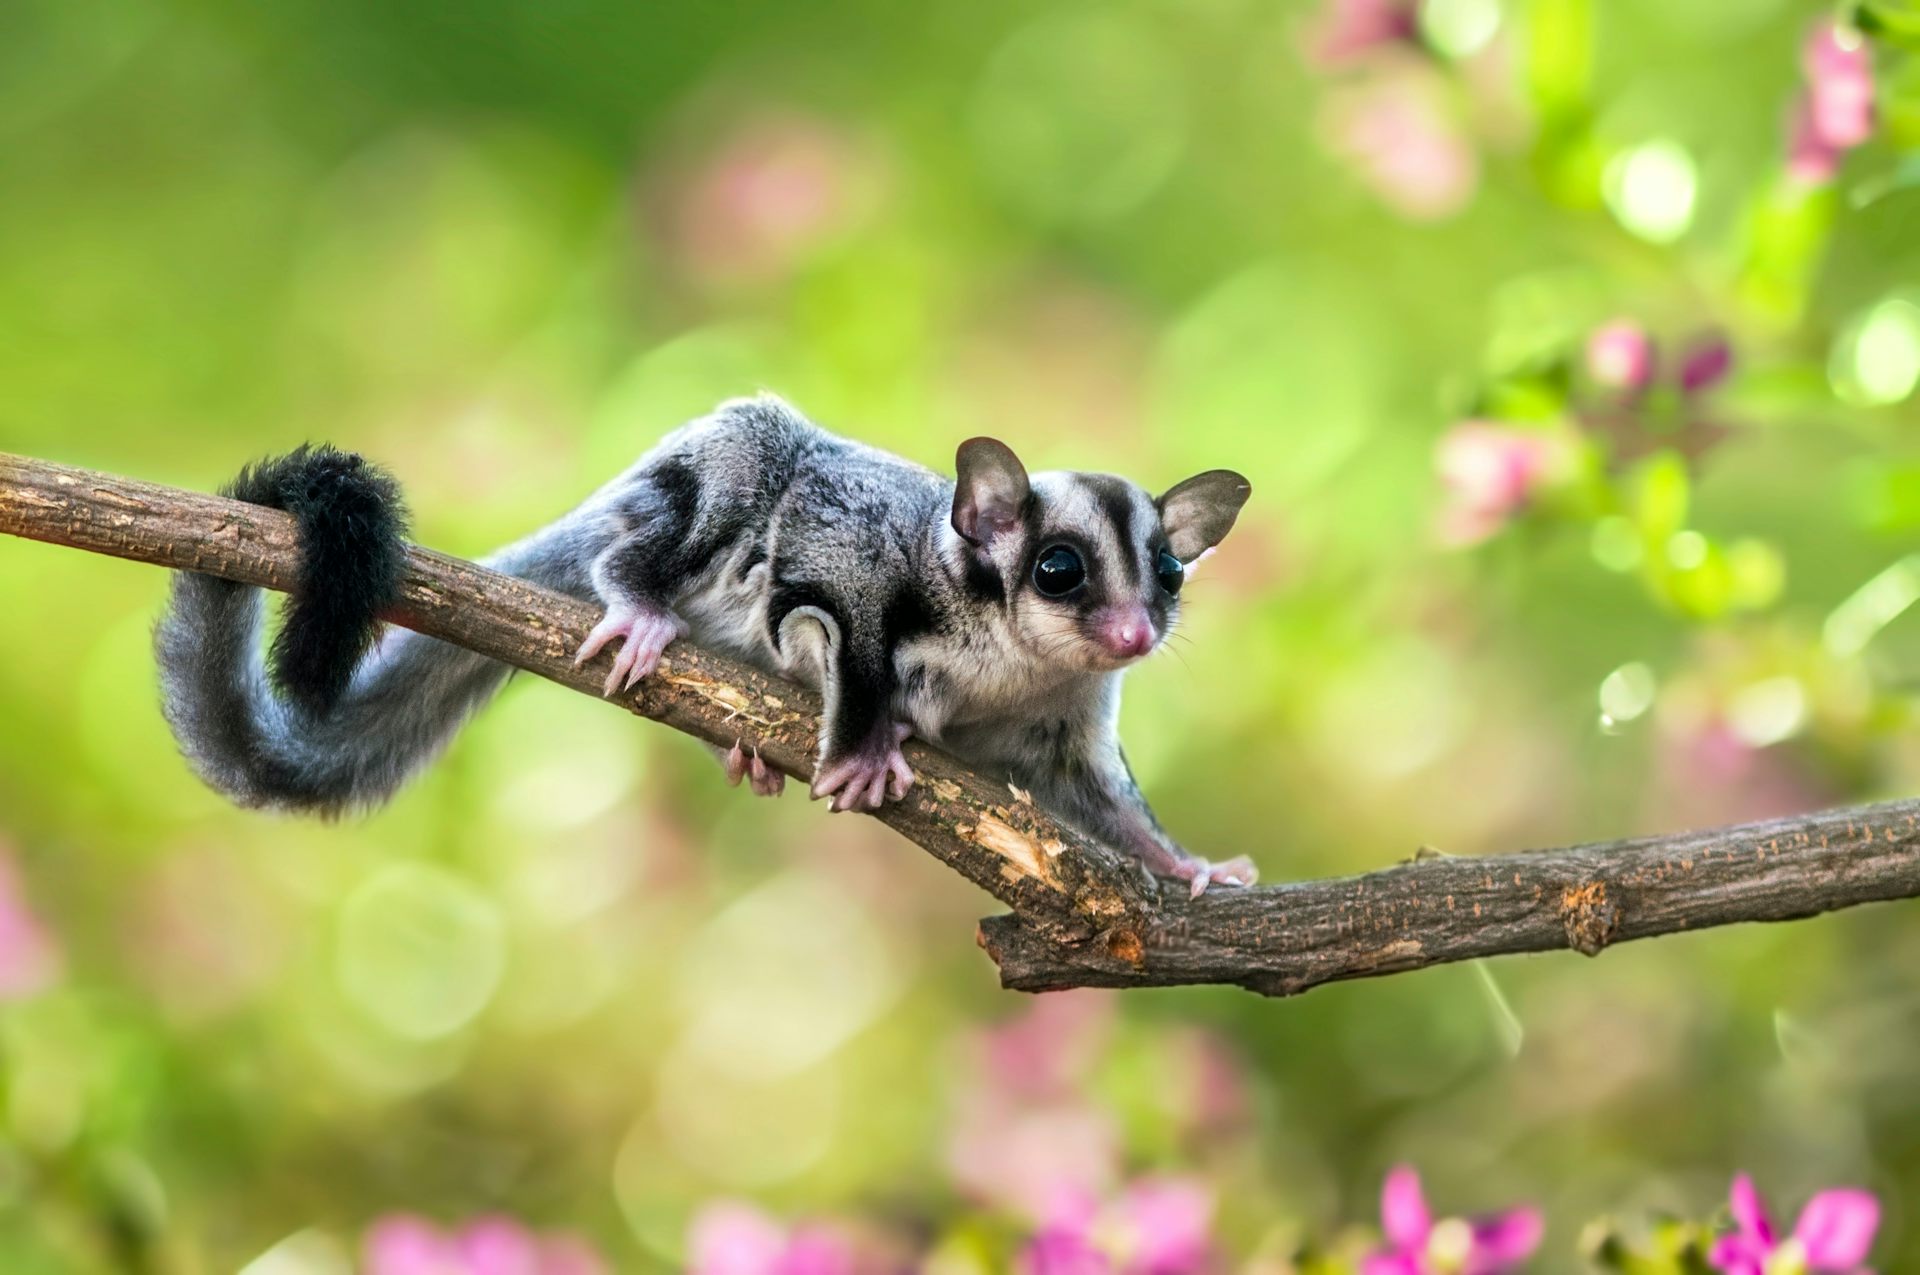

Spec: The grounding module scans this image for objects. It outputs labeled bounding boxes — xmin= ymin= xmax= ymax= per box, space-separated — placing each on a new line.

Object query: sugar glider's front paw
xmin=1165 ymin=853 xmax=1258 ymax=899
xmin=810 ymin=723 xmax=914 ymax=813
xmin=724 ymin=741 xmax=786 ymax=798
xmin=573 ymin=602 xmax=688 ymax=696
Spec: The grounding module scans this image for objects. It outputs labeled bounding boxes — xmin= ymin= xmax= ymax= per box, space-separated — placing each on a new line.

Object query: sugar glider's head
xmin=950 ymin=437 xmax=1251 ymax=672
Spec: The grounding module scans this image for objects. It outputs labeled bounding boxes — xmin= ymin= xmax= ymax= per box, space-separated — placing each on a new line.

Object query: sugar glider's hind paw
xmin=811 ymin=723 xmax=914 ymax=812
xmin=1167 ymin=853 xmax=1258 ymax=899
xmin=724 ymin=741 xmax=786 ymax=798
xmin=573 ymin=602 xmax=688 ymax=696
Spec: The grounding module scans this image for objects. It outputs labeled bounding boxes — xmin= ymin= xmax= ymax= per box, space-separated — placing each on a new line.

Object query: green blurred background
xmin=3 ymin=0 xmax=1920 ymax=1270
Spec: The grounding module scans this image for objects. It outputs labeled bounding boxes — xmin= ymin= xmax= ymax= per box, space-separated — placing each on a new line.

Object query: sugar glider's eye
xmin=1156 ymin=548 xmax=1185 ymax=596
xmin=1032 ymin=546 xmax=1086 ymax=597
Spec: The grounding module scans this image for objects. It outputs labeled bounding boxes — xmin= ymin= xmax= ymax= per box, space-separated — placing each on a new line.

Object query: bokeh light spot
xmin=1590 ymin=516 xmax=1643 ymax=572
xmin=675 ymin=872 xmax=903 ymax=1082
xmin=239 ymin=1231 xmax=353 ymax=1275
xmin=1598 ymin=662 xmax=1657 ymax=732
xmin=336 ymin=863 xmax=505 ymax=1041
xmin=1603 ymin=140 xmax=1698 ymax=244
xmin=1824 ymin=555 xmax=1920 ymax=657
xmin=1831 ymin=298 xmax=1920 ymax=407
xmin=1729 ymin=677 xmax=1806 ymax=747
xmin=480 ymin=689 xmax=645 ymax=835
xmin=1666 ymin=530 xmax=1709 ymax=570
xmin=1420 ymin=0 xmax=1502 ymax=58
xmin=1727 ymin=538 xmax=1787 ymax=610
xmin=646 ymin=1042 xmax=838 ymax=1187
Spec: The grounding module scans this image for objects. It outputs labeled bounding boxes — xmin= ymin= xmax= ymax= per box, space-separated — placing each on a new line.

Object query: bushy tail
xmin=155 ymin=446 xmax=586 ymax=816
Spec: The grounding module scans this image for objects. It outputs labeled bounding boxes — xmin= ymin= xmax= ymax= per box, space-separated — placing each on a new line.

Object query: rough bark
xmin=5 ymin=451 xmax=1918 ymax=998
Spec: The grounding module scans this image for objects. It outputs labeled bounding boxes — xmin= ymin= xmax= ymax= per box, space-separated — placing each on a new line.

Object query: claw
xmin=810 ymin=725 xmax=915 ymax=812
xmin=724 ymin=741 xmax=785 ymax=797
xmin=574 ymin=603 xmax=686 ymax=696
xmin=1172 ymin=853 xmax=1258 ymax=898
xmin=748 ymin=751 xmax=785 ymax=798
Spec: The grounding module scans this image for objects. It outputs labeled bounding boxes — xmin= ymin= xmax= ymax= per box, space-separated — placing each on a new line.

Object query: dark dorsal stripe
xmin=1081 ymin=475 xmax=1141 ymax=587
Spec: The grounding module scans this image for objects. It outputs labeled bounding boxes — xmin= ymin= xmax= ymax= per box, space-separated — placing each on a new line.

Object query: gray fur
xmin=155 ymin=395 xmax=1254 ymax=888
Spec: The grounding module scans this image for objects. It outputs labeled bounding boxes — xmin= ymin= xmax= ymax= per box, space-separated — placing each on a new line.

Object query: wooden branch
xmin=5 ymin=451 xmax=1919 ymax=1000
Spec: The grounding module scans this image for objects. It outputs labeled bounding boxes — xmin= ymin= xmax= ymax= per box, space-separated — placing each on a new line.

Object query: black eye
xmin=1032 ymin=546 xmax=1086 ymax=597
xmin=1156 ymin=548 xmax=1184 ymax=596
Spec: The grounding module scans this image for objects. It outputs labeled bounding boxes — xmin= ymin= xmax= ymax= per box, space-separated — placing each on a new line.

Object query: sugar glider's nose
xmin=1092 ymin=605 xmax=1154 ymax=659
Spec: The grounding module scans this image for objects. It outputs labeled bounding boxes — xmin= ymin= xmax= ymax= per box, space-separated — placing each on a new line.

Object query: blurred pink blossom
xmin=1652 ymin=711 xmax=1831 ymax=830
xmin=949 ymin=992 xmax=1124 ymax=1220
xmin=1787 ymin=22 xmax=1874 ymax=185
xmin=1019 ymin=1178 xmax=1217 ymax=1275
xmin=1804 ymin=25 xmax=1875 ymax=148
xmin=1160 ymin=1028 xmax=1253 ymax=1142
xmin=1678 ymin=334 xmax=1733 ymax=395
xmin=1708 ymin=1175 xmax=1879 ymax=1275
xmin=1321 ymin=69 xmax=1479 ymax=220
xmin=659 ymin=112 xmax=881 ymax=287
xmin=687 ymin=1201 xmax=861 ymax=1275
xmin=1579 ymin=323 xmax=1735 ymax=463
xmin=981 ymin=989 xmax=1116 ymax=1101
xmin=1585 ymin=320 xmax=1655 ymax=393
xmin=0 ymin=850 xmax=60 ymax=1000
xmin=1361 ymin=1167 xmax=1542 ymax=1275
xmin=949 ymin=1086 xmax=1123 ymax=1223
xmin=1302 ymin=0 xmax=1420 ymax=67
xmin=364 ymin=1214 xmax=608 ymax=1275
xmin=1434 ymin=421 xmax=1568 ymax=545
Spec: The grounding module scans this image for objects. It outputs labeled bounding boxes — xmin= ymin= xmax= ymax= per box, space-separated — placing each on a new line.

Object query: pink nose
xmin=1095 ymin=608 xmax=1155 ymax=659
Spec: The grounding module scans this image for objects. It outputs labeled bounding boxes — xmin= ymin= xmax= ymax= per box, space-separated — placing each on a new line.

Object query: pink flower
xmin=1708 ymin=1175 xmax=1879 ymax=1275
xmin=1578 ymin=325 xmax=1736 ymax=463
xmin=1678 ymin=335 xmax=1732 ymax=395
xmin=980 ymin=990 xmax=1116 ymax=1101
xmin=1361 ymin=1167 xmax=1542 ymax=1275
xmin=949 ymin=993 xmax=1123 ymax=1220
xmin=1803 ymin=25 xmax=1875 ymax=149
xmin=363 ymin=1214 xmax=609 ymax=1275
xmin=687 ymin=1201 xmax=859 ymax=1275
xmin=658 ymin=113 xmax=882 ymax=287
xmin=1786 ymin=22 xmax=1874 ymax=185
xmin=1434 ymin=421 xmax=1567 ymax=545
xmin=1321 ymin=69 xmax=1479 ymax=221
xmin=1586 ymin=320 xmax=1656 ymax=393
xmin=1018 ymin=1179 xmax=1217 ymax=1275
xmin=1302 ymin=0 xmax=1420 ymax=67
xmin=0 ymin=851 xmax=60 ymax=1000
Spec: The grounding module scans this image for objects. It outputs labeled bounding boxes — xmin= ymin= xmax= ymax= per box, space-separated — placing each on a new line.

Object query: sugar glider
xmin=155 ymin=396 xmax=1256 ymax=895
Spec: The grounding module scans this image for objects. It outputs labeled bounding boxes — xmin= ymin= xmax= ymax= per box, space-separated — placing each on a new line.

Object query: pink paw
xmin=810 ymin=724 xmax=914 ymax=813
xmin=1167 ymin=853 xmax=1258 ymax=899
xmin=724 ymin=741 xmax=786 ymax=798
xmin=573 ymin=603 xmax=687 ymax=696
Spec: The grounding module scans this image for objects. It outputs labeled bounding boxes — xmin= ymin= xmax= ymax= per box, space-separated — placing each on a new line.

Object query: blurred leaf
xmin=1851 ymin=461 xmax=1920 ymax=532
xmin=1737 ymin=182 xmax=1839 ymax=325
xmin=1633 ymin=453 xmax=1692 ymax=543
xmin=1848 ymin=153 xmax=1920 ymax=207
xmin=1856 ymin=0 xmax=1920 ymax=46
xmin=1523 ymin=0 xmax=1594 ymax=120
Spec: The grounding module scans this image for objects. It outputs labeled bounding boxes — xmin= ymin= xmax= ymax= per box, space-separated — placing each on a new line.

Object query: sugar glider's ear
xmin=952 ymin=437 xmax=1031 ymax=547
xmin=1159 ymin=470 xmax=1251 ymax=563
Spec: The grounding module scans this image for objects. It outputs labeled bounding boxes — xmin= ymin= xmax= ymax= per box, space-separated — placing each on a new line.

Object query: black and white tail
xmin=154 ymin=446 xmax=584 ymax=816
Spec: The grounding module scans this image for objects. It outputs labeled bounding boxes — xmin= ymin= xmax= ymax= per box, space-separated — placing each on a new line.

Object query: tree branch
xmin=5 ymin=451 xmax=1918 ymax=998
